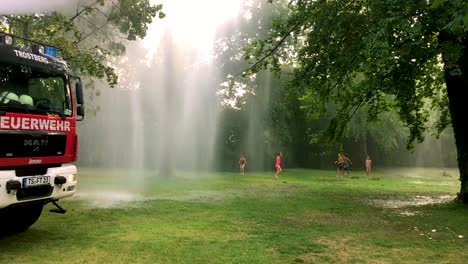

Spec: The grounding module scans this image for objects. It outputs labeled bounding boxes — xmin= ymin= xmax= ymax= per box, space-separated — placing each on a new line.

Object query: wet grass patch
xmin=0 ymin=168 xmax=466 ymax=263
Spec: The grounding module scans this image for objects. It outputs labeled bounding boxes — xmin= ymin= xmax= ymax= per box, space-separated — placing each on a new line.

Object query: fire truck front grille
xmin=0 ymin=131 xmax=66 ymax=158
xmin=15 ymin=165 xmax=52 ymax=176
xmin=16 ymin=185 xmax=54 ymax=200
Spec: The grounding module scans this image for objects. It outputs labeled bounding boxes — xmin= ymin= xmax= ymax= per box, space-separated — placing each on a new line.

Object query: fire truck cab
xmin=0 ymin=33 xmax=84 ymax=235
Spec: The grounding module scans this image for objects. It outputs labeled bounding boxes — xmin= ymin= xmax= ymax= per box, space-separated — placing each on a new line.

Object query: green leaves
xmin=243 ymin=0 xmax=460 ymax=149
xmin=107 ymin=0 xmax=163 ymax=41
xmin=0 ymin=0 xmax=164 ymax=87
xmin=432 ymin=0 xmax=449 ymax=9
xmin=432 ymin=0 xmax=468 ymax=31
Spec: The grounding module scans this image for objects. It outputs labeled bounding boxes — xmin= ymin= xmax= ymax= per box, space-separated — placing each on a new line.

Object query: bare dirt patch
xmin=297 ymin=234 xmax=461 ymax=264
xmin=299 ymin=236 xmax=390 ymax=264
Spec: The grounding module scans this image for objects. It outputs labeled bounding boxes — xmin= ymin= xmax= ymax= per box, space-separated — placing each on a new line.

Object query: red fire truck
xmin=0 ymin=33 xmax=84 ymax=235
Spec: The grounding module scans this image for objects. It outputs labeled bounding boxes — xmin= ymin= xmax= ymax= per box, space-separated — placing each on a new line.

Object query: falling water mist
xmin=73 ymin=0 xmax=246 ymax=207
xmin=244 ymin=71 xmax=275 ymax=171
xmin=77 ymin=0 xmax=241 ymax=177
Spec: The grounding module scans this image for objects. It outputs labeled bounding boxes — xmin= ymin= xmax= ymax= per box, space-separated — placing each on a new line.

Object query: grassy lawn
xmin=1 ymin=168 xmax=467 ymax=263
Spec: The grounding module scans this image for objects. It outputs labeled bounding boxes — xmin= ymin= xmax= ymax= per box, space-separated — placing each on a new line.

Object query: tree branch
xmin=240 ymin=24 xmax=299 ymax=75
xmin=49 ymin=0 xmax=102 ymax=38
xmin=70 ymin=8 xmax=87 ymax=21
xmin=76 ymin=23 xmax=109 ymax=45
xmin=75 ymin=16 xmax=113 ymax=44
xmin=70 ymin=0 xmax=102 ymax=21
xmin=239 ymin=2 xmax=318 ymax=76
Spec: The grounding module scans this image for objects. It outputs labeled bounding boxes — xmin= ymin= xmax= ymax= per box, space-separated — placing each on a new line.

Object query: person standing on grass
xmin=274 ymin=152 xmax=283 ymax=179
xmin=341 ymin=153 xmax=352 ymax=176
xmin=365 ymin=155 xmax=372 ymax=177
xmin=239 ymin=155 xmax=246 ymax=175
xmin=334 ymin=153 xmax=345 ymax=177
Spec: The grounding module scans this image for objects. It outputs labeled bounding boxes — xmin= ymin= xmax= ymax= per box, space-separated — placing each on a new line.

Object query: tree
xmin=214 ymin=0 xmax=414 ymax=170
xmin=1 ymin=0 xmax=165 ymax=87
xmin=245 ymin=0 xmax=468 ymax=203
xmin=433 ymin=0 xmax=468 ymax=31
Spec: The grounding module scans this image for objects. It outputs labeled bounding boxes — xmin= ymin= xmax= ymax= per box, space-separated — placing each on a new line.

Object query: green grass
xmin=1 ymin=168 xmax=467 ymax=264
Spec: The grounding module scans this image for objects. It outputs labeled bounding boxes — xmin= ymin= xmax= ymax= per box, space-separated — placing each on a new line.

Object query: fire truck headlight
xmin=67 ymin=174 xmax=76 ymax=183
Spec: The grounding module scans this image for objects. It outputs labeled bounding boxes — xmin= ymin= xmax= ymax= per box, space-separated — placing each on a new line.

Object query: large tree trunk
xmin=439 ymin=31 xmax=468 ymax=203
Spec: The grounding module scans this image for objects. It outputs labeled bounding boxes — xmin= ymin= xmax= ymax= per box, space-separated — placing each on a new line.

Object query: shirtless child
xmin=334 ymin=154 xmax=344 ymax=177
xmin=365 ymin=155 xmax=372 ymax=177
xmin=239 ymin=155 xmax=246 ymax=175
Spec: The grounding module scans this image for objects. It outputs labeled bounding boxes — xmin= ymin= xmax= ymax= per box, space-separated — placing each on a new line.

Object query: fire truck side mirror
xmin=75 ymin=82 xmax=84 ymax=105
xmin=77 ymin=105 xmax=85 ymax=119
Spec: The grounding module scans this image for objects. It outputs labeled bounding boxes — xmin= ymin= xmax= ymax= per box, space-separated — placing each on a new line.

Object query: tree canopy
xmin=1 ymin=0 xmax=164 ymax=87
xmin=243 ymin=0 xmax=468 ymax=202
xmin=212 ymin=0 xmax=455 ymax=172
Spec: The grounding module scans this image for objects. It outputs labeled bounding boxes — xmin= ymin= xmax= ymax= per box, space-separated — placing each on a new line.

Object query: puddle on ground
xmin=404 ymin=175 xmax=428 ymax=179
xmin=150 ymin=186 xmax=299 ymax=203
xmin=398 ymin=210 xmax=420 ymax=216
xmin=73 ymin=184 xmax=300 ymax=208
xmin=409 ymin=180 xmax=457 ymax=186
xmin=150 ymin=190 xmax=232 ymax=203
xmin=369 ymin=195 xmax=455 ymax=209
xmin=73 ymin=191 xmax=146 ymax=208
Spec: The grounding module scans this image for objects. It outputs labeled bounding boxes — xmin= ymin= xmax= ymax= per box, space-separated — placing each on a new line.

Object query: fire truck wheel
xmin=0 ymin=203 xmax=43 ymax=236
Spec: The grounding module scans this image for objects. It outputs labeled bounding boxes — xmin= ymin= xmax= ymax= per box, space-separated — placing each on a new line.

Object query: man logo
xmin=24 ymin=140 xmax=48 ymax=146
xmin=24 ymin=139 xmax=48 ymax=152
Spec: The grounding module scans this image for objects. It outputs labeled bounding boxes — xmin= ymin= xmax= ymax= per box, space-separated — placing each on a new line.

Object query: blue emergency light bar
xmin=44 ymin=46 xmax=58 ymax=57
xmin=0 ymin=32 xmax=63 ymax=58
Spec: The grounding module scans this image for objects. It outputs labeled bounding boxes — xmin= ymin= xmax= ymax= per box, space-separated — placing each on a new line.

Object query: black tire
xmin=0 ymin=203 xmax=43 ymax=236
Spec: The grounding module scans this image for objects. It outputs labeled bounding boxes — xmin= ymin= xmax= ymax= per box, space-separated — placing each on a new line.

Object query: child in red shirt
xmin=274 ymin=152 xmax=283 ymax=179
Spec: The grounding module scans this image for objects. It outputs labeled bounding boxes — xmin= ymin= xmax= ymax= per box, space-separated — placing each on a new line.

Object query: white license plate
xmin=22 ymin=176 xmax=51 ymax=187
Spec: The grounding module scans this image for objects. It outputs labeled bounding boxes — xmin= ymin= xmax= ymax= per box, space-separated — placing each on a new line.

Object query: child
xmin=341 ymin=154 xmax=352 ymax=177
xmin=274 ymin=152 xmax=283 ymax=179
xmin=334 ymin=153 xmax=344 ymax=177
xmin=365 ymin=155 xmax=372 ymax=177
xmin=239 ymin=155 xmax=246 ymax=175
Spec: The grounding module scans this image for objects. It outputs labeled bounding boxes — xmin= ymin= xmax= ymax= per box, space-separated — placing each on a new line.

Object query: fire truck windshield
xmin=0 ymin=63 xmax=72 ymax=117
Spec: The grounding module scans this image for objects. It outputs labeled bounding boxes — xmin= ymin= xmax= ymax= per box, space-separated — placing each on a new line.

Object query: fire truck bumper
xmin=0 ymin=164 xmax=77 ymax=209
